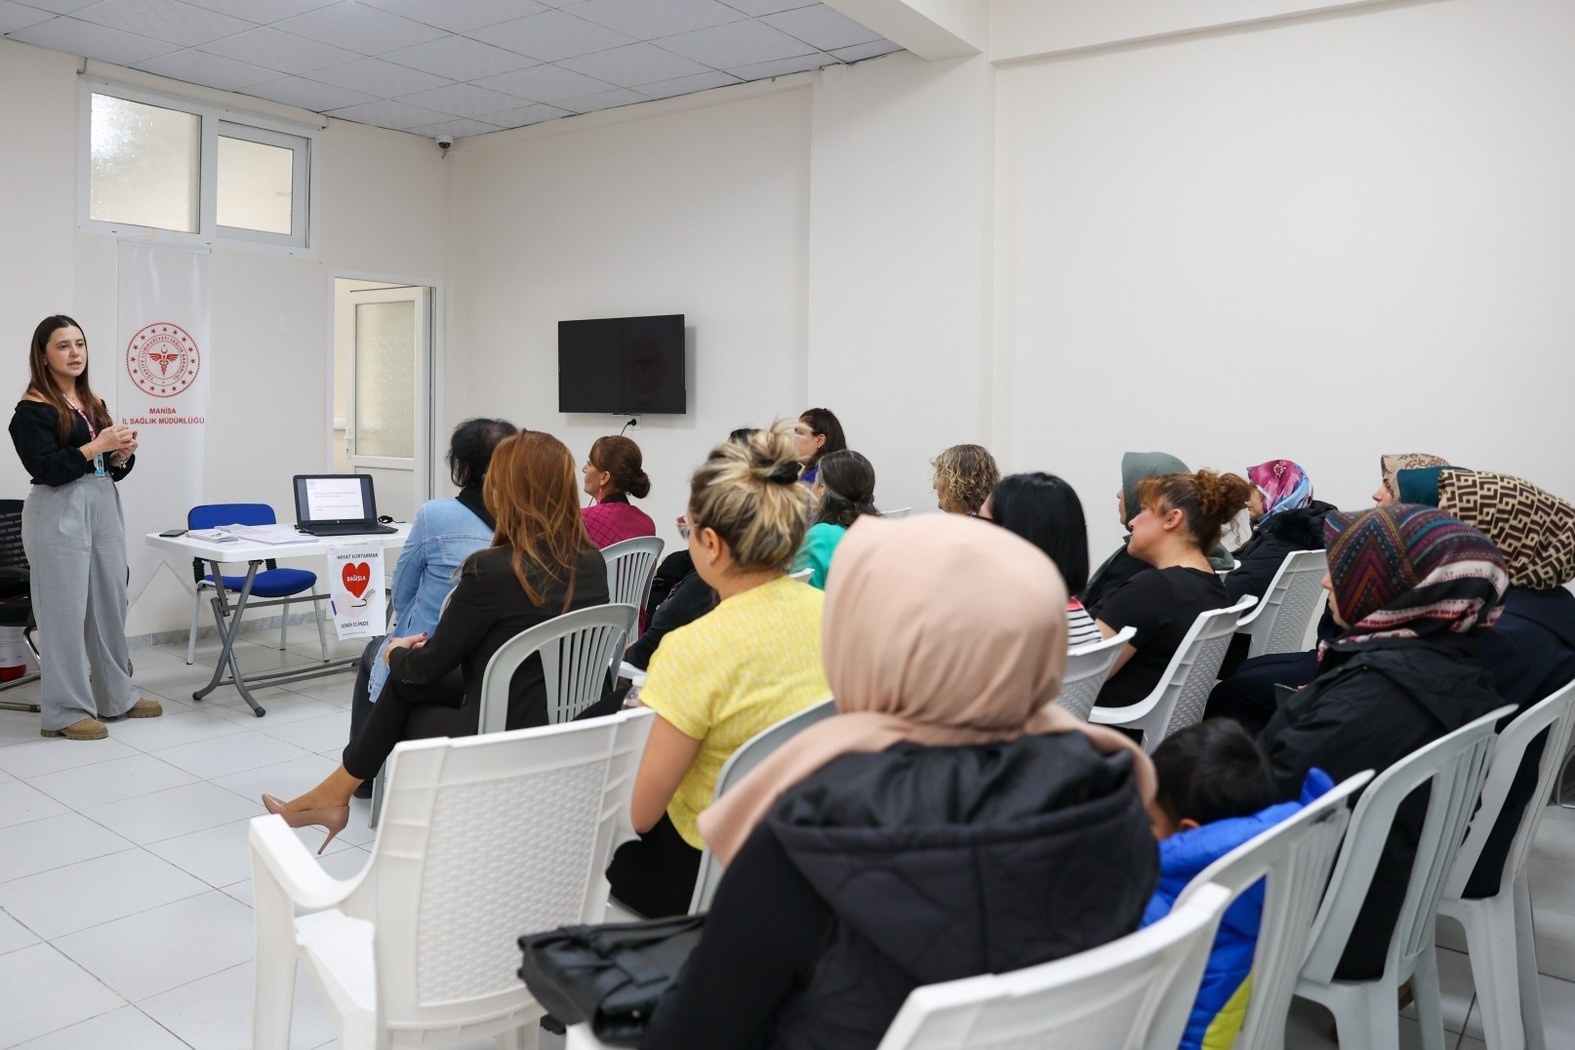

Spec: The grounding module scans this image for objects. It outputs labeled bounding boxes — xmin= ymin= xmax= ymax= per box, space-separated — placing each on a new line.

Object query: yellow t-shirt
xmin=640 ymin=575 xmax=832 ymax=848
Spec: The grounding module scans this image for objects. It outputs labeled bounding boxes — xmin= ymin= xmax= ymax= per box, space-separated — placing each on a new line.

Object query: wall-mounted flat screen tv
xmin=558 ymin=314 xmax=686 ymax=414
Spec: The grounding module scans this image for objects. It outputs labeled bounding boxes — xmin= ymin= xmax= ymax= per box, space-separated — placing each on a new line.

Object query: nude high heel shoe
xmin=261 ymin=794 xmax=350 ymax=855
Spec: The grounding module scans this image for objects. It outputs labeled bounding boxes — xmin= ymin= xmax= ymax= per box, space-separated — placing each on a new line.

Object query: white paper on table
xmin=326 ymin=540 xmax=386 ymax=641
xmin=222 ymin=523 xmax=316 ymax=545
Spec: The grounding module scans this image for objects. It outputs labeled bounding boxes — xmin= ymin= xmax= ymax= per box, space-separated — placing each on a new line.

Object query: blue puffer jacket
xmin=1142 ymin=769 xmax=1334 ymax=1050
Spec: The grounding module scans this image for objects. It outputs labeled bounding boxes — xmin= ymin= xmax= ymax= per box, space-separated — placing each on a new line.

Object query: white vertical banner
xmin=326 ymin=540 xmax=386 ymax=641
xmin=117 ymin=242 xmax=211 ymax=602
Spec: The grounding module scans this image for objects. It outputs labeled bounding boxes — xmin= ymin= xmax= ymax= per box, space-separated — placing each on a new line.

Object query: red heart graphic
xmin=342 ymin=562 xmax=371 ymax=598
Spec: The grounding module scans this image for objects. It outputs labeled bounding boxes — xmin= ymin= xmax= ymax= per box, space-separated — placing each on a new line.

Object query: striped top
xmin=640 ymin=575 xmax=831 ymax=848
xmin=1067 ymin=600 xmax=1102 ymax=648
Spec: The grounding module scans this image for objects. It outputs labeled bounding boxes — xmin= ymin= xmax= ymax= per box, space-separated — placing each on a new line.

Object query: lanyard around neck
xmin=62 ymin=394 xmax=97 ymax=440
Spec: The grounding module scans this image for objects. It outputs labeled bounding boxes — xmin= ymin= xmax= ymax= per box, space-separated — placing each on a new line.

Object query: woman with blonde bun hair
xmin=1094 ymin=470 xmax=1253 ymax=708
xmin=607 ymin=421 xmax=832 ymax=917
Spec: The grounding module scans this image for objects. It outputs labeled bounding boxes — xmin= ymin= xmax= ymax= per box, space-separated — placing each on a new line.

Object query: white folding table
xmin=146 ymin=525 xmax=409 ymax=717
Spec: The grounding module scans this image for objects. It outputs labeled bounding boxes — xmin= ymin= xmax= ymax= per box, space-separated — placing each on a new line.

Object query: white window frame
xmin=79 ymin=79 xmax=321 ymax=256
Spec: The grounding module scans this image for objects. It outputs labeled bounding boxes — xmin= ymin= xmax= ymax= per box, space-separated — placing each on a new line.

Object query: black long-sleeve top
xmin=9 ymin=400 xmax=134 ymax=486
xmin=387 ymin=544 xmax=608 ymax=728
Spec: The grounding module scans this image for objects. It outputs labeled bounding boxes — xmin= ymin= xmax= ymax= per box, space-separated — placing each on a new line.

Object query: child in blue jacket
xmin=1142 ymin=720 xmax=1333 ymax=1050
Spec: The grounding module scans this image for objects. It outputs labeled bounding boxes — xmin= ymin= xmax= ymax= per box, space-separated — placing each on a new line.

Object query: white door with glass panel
xmin=347 ymin=286 xmax=429 ymax=523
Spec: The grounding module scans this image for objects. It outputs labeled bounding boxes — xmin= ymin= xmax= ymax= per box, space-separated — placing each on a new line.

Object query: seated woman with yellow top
xmin=791 ymin=449 xmax=878 ymax=589
xmin=607 ymin=423 xmax=833 ymax=917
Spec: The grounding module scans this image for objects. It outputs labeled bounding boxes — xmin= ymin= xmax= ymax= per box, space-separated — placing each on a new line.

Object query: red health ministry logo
xmin=126 ymin=323 xmax=200 ymax=398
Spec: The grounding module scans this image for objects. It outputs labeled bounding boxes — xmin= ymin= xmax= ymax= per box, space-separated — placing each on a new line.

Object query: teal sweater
xmin=792 ymin=522 xmax=847 ymax=590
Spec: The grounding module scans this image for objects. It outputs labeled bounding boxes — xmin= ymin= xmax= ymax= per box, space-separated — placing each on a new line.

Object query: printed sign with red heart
xmin=341 ymin=562 xmax=371 ymax=598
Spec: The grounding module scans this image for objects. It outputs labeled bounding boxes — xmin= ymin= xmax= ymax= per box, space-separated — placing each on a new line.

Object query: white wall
xmin=997 ymin=0 xmax=1575 ymax=557
xmin=7 ymin=0 xmax=1574 ymax=633
xmin=449 ymin=87 xmax=812 ymax=538
xmin=0 ymin=39 xmax=451 ymax=638
xmin=807 ymin=52 xmax=996 ymax=517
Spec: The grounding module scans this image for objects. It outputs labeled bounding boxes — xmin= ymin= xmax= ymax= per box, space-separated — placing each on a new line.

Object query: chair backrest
xmin=1444 ymin=679 xmax=1575 ymax=901
xmin=1089 ymin=595 xmax=1256 ymax=752
xmin=883 ymin=507 xmax=913 ymax=519
xmin=688 ymin=697 xmax=838 ymax=913
xmin=875 ymin=883 xmax=1234 ymax=1050
xmin=1238 ymin=549 xmax=1329 ymax=658
xmin=1056 ymin=627 xmax=1137 ymax=721
xmin=1300 ymin=704 xmax=1514 ymax=986
xmin=348 ymin=708 xmax=654 ymax=1035
xmin=601 ymin=537 xmax=664 ymax=611
xmin=788 ymin=567 xmax=815 ymax=582
xmin=477 ymin=603 xmax=638 ymax=734
xmin=0 ymin=500 xmax=26 ymax=572
xmin=188 ymin=502 xmax=277 ymax=529
xmin=1173 ymin=770 xmax=1373 ymax=1050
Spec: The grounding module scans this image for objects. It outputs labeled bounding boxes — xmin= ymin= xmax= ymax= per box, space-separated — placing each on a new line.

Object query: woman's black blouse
xmin=9 ymin=401 xmax=134 ymax=487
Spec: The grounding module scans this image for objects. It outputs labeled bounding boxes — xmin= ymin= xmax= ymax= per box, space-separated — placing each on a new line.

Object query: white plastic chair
xmin=565 ymin=884 xmax=1234 ymax=1050
xmin=1089 ymin=595 xmax=1256 ymax=752
xmin=1055 ymin=627 xmax=1136 ymax=721
xmin=601 ymin=536 xmax=663 ymax=613
xmin=874 ymin=882 xmax=1234 ymax=1049
xmin=251 ymin=708 xmax=656 ymax=1050
xmin=1439 ymin=680 xmax=1575 ymax=1050
xmin=1294 ymin=704 xmax=1514 ymax=1050
xmin=788 ymin=567 xmax=815 ymax=582
xmin=1235 ymin=549 xmax=1329 ymax=659
xmin=478 ymin=603 xmax=638 ymax=733
xmin=1172 ymin=770 xmax=1373 ymax=1050
xmin=370 ymin=604 xmax=639 ymax=828
xmin=687 ymin=698 xmax=838 ymax=913
xmin=883 ymin=506 xmax=913 ymax=519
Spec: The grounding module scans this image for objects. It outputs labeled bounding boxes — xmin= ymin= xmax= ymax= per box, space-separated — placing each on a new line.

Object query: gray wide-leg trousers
xmin=23 ymin=475 xmax=139 ymax=731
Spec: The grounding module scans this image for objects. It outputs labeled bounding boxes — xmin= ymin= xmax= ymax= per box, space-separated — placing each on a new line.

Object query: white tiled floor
xmin=0 ymin=632 xmax=1572 ymax=1048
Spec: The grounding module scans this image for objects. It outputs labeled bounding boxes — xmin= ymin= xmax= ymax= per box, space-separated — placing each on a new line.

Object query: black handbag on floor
xmin=518 ymin=914 xmax=705 ymax=1046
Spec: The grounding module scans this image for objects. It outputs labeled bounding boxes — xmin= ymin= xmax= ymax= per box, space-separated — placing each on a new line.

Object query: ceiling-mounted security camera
xmin=436 ymin=134 xmax=453 ymax=155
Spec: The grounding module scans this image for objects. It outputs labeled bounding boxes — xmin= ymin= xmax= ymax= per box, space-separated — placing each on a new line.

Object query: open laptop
xmin=292 ymin=474 xmax=398 ymax=536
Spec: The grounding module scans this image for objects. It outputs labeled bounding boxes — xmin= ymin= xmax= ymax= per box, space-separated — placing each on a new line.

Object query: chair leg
xmin=1410 ymin=946 xmax=1449 ymax=1050
xmin=187 ymin=585 xmax=206 ymax=665
xmin=1455 ymin=894 xmax=1524 ymax=1050
xmin=1515 ymin=874 xmax=1547 ymax=1050
xmin=251 ymin=906 xmax=299 ymax=1050
xmin=313 ymin=583 xmax=329 ymax=662
xmin=1322 ymin=981 xmax=1397 ymax=1050
xmin=279 ymin=597 xmax=289 ymax=651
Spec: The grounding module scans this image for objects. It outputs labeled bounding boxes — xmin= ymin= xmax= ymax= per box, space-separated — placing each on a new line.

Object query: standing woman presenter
xmin=8 ymin=315 xmax=156 ymax=740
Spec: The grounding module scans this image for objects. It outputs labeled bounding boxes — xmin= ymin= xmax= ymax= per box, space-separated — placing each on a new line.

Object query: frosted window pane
xmin=90 ymin=94 xmax=199 ymax=233
xmin=355 ymin=302 xmax=415 ymax=459
xmin=218 ymin=136 xmax=294 ymax=235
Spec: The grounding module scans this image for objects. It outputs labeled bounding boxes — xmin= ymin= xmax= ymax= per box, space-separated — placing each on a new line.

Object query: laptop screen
xmin=294 ymin=474 xmax=377 ymax=525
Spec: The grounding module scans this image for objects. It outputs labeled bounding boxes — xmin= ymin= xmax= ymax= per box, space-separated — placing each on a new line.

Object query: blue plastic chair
xmin=186 ymin=503 xmax=328 ymax=665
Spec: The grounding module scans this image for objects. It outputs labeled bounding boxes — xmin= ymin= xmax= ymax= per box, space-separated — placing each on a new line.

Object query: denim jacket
xmin=367 ymin=494 xmax=493 ymax=702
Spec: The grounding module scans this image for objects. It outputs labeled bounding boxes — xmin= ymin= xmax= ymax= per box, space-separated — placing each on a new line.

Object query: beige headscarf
xmin=1380 ymin=452 xmax=1448 ymax=500
xmin=698 ymin=513 xmax=1156 ymax=866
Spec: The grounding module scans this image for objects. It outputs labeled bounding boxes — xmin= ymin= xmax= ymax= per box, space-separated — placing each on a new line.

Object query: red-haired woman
xmin=262 ymin=431 xmax=609 ymax=849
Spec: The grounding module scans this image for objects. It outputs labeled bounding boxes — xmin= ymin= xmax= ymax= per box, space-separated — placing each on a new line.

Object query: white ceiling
xmin=0 ymin=0 xmax=902 ymax=139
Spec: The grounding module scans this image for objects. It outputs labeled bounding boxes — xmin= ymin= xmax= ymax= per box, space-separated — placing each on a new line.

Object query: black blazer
xmin=387 ymin=544 xmax=608 ymax=729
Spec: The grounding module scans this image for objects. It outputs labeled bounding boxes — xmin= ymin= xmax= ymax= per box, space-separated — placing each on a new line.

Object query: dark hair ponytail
xmin=812 ymin=449 xmax=878 ymax=528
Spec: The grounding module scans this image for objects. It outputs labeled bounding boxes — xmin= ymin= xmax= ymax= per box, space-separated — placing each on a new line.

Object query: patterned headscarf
xmin=1322 ymin=505 xmax=1506 ymax=654
xmin=1247 ymin=460 xmax=1313 ymax=525
xmin=1379 ymin=453 xmax=1448 ymax=501
xmin=1436 ymin=470 xmax=1575 ymax=591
